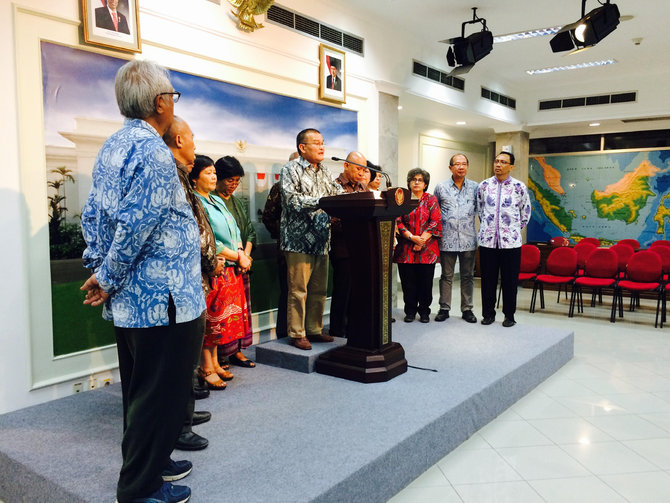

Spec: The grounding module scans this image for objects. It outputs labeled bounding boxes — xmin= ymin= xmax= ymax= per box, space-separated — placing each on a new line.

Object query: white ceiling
xmin=333 ymin=0 xmax=670 ymax=138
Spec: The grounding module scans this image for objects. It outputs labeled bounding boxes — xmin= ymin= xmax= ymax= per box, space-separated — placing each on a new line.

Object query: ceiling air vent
xmin=539 ymin=91 xmax=637 ymax=111
xmin=266 ymin=4 xmax=364 ymax=55
xmin=621 ymin=116 xmax=670 ymax=123
xmin=481 ymin=87 xmax=516 ymax=110
xmin=412 ymin=60 xmax=465 ymax=92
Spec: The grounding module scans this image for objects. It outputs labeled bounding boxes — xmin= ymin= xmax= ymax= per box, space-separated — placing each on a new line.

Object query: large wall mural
xmin=42 ymin=41 xmax=358 ymax=355
xmin=528 ymin=149 xmax=670 ymax=246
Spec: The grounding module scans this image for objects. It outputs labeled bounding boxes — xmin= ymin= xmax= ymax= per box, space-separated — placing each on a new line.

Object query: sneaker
xmin=434 ymin=309 xmax=449 ymax=322
xmin=161 ymin=459 xmax=192 ymax=482
xmin=131 ymin=481 xmax=191 ymax=503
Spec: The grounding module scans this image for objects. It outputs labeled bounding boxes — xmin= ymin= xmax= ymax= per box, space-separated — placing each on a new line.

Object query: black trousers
xmin=479 ymin=246 xmax=522 ymax=321
xmin=397 ymin=263 xmax=436 ymax=317
xmin=181 ymin=312 xmax=206 ymax=435
xmin=329 ymin=254 xmax=351 ymax=337
xmin=115 ymin=302 xmax=203 ymax=502
xmin=276 ymin=249 xmax=288 ymax=338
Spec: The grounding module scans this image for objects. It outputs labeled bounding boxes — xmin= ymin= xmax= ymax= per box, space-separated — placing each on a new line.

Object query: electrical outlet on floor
xmin=73 ymin=382 xmax=83 ymax=393
xmin=99 ymin=376 xmax=114 ymax=387
xmin=89 ymin=375 xmax=97 ymax=390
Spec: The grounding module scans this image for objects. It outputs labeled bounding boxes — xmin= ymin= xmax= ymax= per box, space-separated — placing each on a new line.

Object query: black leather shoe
xmin=434 ymin=309 xmax=449 ymax=322
xmin=462 ymin=310 xmax=477 ymax=323
xmin=481 ymin=316 xmax=495 ymax=325
xmin=419 ymin=314 xmax=430 ymax=323
xmin=175 ymin=431 xmax=208 ymax=451
xmin=403 ymin=315 xmax=415 ymax=323
xmin=502 ymin=318 xmax=516 ymax=327
xmin=193 ymin=386 xmax=209 ymax=400
xmin=192 ymin=411 xmax=211 ymax=426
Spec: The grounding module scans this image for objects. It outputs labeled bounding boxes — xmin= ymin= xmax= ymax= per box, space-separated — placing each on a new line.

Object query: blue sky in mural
xmin=41 ymin=42 xmax=357 ymax=151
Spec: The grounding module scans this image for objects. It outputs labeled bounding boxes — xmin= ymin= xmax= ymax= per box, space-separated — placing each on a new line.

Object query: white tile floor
xmin=389 ymin=283 xmax=670 ymax=502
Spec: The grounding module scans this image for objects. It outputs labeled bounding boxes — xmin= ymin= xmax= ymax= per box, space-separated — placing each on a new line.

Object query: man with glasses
xmin=476 ymin=151 xmax=531 ymax=328
xmin=330 ymin=151 xmax=368 ymax=339
xmin=280 ymin=128 xmax=342 ymax=350
xmin=81 ymin=60 xmax=201 ymax=503
xmin=434 ymin=153 xmax=478 ymax=324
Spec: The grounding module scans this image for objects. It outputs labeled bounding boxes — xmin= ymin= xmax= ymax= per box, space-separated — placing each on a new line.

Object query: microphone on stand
xmin=331 ymin=156 xmax=392 ymax=189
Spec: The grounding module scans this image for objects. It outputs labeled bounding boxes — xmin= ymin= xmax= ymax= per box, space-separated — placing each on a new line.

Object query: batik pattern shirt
xmin=476 ymin=175 xmax=531 ymax=249
xmin=176 ymin=162 xmax=218 ymax=295
xmin=434 ymin=177 xmax=478 ymax=252
xmin=81 ymin=119 xmax=205 ymax=328
xmin=393 ymin=192 xmax=443 ymax=264
xmin=279 ymin=156 xmax=342 ymax=255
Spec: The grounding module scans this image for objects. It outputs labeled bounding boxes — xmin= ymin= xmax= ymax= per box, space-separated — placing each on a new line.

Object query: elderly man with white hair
xmin=81 ymin=59 xmax=202 ymax=503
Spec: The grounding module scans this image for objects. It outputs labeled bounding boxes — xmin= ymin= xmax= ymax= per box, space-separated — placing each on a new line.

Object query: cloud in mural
xmin=41 ymin=42 xmax=358 ymax=152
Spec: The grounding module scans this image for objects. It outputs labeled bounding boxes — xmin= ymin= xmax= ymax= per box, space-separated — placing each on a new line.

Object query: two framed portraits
xmin=82 ymin=0 xmax=141 ymax=53
xmin=319 ymin=44 xmax=346 ymax=104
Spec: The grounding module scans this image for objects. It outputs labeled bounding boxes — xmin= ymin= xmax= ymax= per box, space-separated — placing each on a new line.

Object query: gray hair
xmin=115 ymin=60 xmax=172 ymax=119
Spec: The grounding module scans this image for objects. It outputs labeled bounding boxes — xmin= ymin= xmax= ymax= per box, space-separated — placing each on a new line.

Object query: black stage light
xmin=550 ymin=1 xmax=620 ymax=53
xmin=441 ymin=8 xmax=493 ymax=75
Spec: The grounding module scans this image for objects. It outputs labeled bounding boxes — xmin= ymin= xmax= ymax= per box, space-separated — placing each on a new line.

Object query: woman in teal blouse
xmin=190 ymin=156 xmax=251 ymax=390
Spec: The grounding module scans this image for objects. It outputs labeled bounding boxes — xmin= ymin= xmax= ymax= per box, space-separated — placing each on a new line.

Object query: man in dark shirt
xmin=329 ymin=151 xmax=368 ymax=338
xmin=163 ymin=116 xmax=220 ymax=452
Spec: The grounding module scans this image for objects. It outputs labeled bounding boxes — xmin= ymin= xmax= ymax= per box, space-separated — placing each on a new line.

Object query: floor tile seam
xmin=553 ymin=439 xmax=666 ymax=474
xmin=525 ymin=418 xmax=617 ymax=444
xmin=526 ymin=475 xmax=634 ymax=503
xmin=620 ymin=440 xmax=670 ymax=471
xmin=451 ymin=478 xmax=549 ymax=502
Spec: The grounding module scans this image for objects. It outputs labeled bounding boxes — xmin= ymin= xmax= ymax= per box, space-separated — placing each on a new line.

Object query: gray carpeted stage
xmin=0 ymin=312 xmax=572 ymax=503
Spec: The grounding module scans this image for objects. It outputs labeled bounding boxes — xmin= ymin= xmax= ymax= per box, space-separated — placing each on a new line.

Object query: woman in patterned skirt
xmin=190 ymin=155 xmax=251 ymax=389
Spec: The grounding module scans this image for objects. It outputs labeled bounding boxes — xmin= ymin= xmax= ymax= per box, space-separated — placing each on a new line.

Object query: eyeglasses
xmin=302 ymin=142 xmax=325 ymax=147
xmin=451 ymin=162 xmax=468 ymax=167
xmin=410 ymin=177 xmax=425 ymax=183
xmin=494 ymin=159 xmax=510 ymax=165
xmin=156 ymin=91 xmax=181 ymax=103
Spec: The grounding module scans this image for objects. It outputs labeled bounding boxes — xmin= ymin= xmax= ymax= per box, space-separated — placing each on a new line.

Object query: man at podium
xmin=280 ymin=129 xmax=342 ymax=350
xmin=330 ymin=151 xmax=368 ymax=339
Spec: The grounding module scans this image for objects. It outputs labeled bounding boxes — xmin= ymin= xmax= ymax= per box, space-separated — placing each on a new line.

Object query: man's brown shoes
xmin=307 ymin=333 xmax=334 ymax=343
xmin=291 ymin=337 xmax=312 ymax=350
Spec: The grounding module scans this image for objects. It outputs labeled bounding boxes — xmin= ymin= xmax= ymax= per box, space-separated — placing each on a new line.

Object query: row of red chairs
xmin=524 ymin=243 xmax=670 ymax=327
xmin=550 ymin=236 xmax=670 ymax=251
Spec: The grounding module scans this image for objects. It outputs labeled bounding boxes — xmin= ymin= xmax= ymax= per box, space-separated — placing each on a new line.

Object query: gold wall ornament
xmin=235 ymin=140 xmax=248 ymax=152
xmin=227 ymin=0 xmax=275 ymax=32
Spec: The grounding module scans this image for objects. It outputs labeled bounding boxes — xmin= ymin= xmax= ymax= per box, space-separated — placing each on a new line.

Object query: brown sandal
xmin=214 ymin=366 xmax=234 ymax=381
xmin=198 ymin=368 xmax=227 ymax=390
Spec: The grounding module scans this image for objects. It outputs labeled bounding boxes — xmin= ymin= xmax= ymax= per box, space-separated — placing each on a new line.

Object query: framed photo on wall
xmin=82 ymin=0 xmax=141 ymax=53
xmin=319 ymin=44 xmax=346 ymax=103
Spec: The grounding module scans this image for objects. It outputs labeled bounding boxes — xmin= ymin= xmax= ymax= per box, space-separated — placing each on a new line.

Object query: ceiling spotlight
xmin=441 ymin=8 xmax=493 ymax=76
xmin=550 ymin=0 xmax=620 ymax=53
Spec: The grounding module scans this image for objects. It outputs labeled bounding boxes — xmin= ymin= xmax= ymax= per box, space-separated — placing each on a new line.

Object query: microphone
xmin=331 ymin=157 xmax=392 ymax=188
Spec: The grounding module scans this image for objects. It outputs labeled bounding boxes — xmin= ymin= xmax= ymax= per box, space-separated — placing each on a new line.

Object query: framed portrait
xmin=319 ymin=44 xmax=346 ymax=104
xmin=82 ymin=0 xmax=141 ymax=53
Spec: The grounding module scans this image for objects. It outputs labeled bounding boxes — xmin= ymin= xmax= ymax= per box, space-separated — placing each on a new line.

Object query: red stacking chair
xmin=615 ymin=250 xmax=663 ymax=327
xmin=617 ymin=238 xmax=640 ymax=251
xmin=530 ymin=247 xmax=577 ymax=313
xmin=574 ymin=241 xmax=597 ymax=275
xmin=610 ymin=243 xmax=635 ymax=279
xmin=497 ymin=244 xmax=541 ymax=308
xmin=650 ymin=240 xmax=670 ymax=249
xmin=580 ymin=237 xmax=601 ymax=247
xmin=549 ymin=236 xmax=570 ymax=247
xmin=569 ymin=248 xmax=618 ymax=321
xmin=651 ymin=246 xmax=670 ymax=282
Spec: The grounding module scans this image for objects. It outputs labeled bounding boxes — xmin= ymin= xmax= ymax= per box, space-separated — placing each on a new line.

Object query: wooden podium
xmin=315 ymin=188 xmax=418 ymax=383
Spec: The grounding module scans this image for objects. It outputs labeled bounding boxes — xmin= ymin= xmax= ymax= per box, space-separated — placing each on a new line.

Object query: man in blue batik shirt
xmin=433 ymin=153 xmax=479 ymax=324
xmin=80 ymin=60 xmax=203 ymax=503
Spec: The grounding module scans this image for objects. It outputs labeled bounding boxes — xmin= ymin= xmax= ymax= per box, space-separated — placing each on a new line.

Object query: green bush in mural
xmin=48 ymin=166 xmax=86 ymax=260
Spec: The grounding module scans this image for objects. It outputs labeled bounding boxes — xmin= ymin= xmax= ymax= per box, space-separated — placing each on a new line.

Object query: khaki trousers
xmin=285 ymin=251 xmax=328 ymax=339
